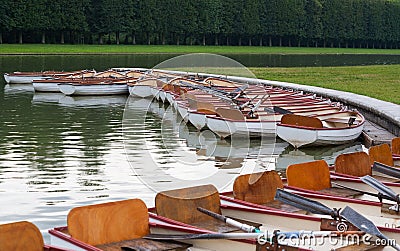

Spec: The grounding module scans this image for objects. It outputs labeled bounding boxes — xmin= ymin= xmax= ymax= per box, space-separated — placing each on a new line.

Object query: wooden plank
xmin=0 ymin=221 xmax=44 ymax=251
xmin=392 ymin=137 xmax=400 ymax=155
xmin=97 ymin=238 xmax=191 ymax=251
xmin=216 ymin=107 xmax=245 ymax=120
xmin=281 ymin=114 xmax=323 ymax=128
xmin=286 ymin=160 xmax=331 ymax=191
xmin=67 ymin=199 xmax=149 ymax=246
xmin=369 ymin=143 xmax=394 ymax=167
xmin=155 ymin=184 xmax=221 ymax=225
xmin=233 ymin=171 xmax=283 ymax=204
xmin=334 ymin=152 xmax=372 ymax=177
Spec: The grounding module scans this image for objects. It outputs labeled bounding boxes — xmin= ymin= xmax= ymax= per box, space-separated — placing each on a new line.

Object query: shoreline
xmin=1 ymin=45 xmax=400 ymax=55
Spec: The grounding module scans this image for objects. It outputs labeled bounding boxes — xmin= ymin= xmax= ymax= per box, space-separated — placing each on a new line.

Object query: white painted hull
xmin=165 ymin=92 xmax=174 ymax=104
xmin=160 ymin=91 xmax=166 ymax=102
xmin=32 ymin=82 xmax=60 ymax=92
xmin=206 ymin=117 xmax=276 ymax=138
xmin=177 ymin=105 xmax=189 ymax=121
xmin=151 ymin=87 xmax=160 ymax=100
xmin=59 ymin=84 xmax=129 ymax=96
xmin=128 ymin=85 xmax=153 ymax=98
xmin=4 ymin=74 xmax=52 ymax=84
xmin=206 ymin=117 xmax=237 ymax=138
xmin=277 ymin=123 xmax=365 ymax=148
xmin=188 ymin=112 xmax=207 ymax=130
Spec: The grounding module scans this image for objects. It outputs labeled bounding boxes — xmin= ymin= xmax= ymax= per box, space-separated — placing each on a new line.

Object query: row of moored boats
xmin=4 ymin=68 xmax=366 ymax=148
xmin=3 ymin=140 xmax=400 ymax=250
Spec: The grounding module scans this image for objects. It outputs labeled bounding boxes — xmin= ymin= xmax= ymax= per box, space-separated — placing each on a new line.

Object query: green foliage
xmin=0 ymin=0 xmax=399 ymax=46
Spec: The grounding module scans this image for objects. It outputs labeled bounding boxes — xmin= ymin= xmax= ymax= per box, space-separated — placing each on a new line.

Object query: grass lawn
xmin=251 ymin=65 xmax=400 ymax=105
xmin=1 ymin=44 xmax=400 ymax=54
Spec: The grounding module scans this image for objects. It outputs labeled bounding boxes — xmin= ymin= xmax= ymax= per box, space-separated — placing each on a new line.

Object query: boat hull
xmin=5 ymin=74 xmax=53 ymax=84
xmin=129 ymin=85 xmax=153 ymax=98
xmin=277 ymin=123 xmax=365 ymax=148
xmin=59 ymin=84 xmax=129 ymax=96
xmin=33 ymin=82 xmax=60 ymax=92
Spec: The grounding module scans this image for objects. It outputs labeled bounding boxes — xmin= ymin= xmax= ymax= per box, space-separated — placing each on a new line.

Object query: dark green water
xmin=1 ymin=53 xmax=400 ymax=73
xmin=0 ymin=54 xmax=368 ymax=243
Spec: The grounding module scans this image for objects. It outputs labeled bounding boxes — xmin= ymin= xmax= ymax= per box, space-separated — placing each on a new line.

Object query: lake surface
xmin=0 ymin=54 xmax=371 ymax=243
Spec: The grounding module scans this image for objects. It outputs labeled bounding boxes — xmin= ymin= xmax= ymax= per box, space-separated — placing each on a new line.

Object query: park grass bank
xmin=251 ymin=65 xmax=400 ymax=105
xmin=1 ymin=44 xmax=400 ymax=54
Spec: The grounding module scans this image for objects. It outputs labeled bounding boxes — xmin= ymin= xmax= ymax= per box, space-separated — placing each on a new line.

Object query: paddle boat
xmin=0 ymin=221 xmax=68 ymax=251
xmin=48 ymin=198 xmax=259 ymax=251
xmin=276 ymin=111 xmax=365 ymax=148
xmin=151 ymin=184 xmax=400 ymax=250
xmin=4 ymin=70 xmax=95 ymax=84
xmin=58 ymin=78 xmax=135 ymax=96
xmin=223 ymin=170 xmax=400 ymax=230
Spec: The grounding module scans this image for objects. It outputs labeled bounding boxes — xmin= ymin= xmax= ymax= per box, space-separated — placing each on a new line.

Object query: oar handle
xmin=197 ymin=207 xmax=259 ymax=233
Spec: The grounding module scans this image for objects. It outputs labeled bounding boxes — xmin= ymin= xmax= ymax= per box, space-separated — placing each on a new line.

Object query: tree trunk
xmin=61 ymin=32 xmax=65 ymax=44
xmin=116 ymin=31 xmax=120 ymax=44
xmin=269 ymin=36 xmax=272 ymax=46
xmin=41 ymin=32 xmax=45 ymax=44
xmin=248 ymin=38 xmax=251 ymax=46
xmin=99 ymin=33 xmax=103 ymax=44
xmin=162 ymin=33 xmax=165 ymax=45
xmin=18 ymin=31 xmax=23 ymax=44
xmin=202 ymin=34 xmax=206 ymax=46
xmin=259 ymin=37 xmax=262 ymax=46
xmin=132 ymin=33 xmax=136 ymax=44
xmin=279 ymin=37 xmax=282 ymax=46
xmin=0 ymin=32 xmax=3 ymax=44
xmin=215 ymin=35 xmax=218 ymax=45
xmin=190 ymin=36 xmax=193 ymax=45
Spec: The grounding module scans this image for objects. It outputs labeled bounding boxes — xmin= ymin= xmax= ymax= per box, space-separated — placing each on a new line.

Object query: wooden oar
xmin=275 ymin=189 xmax=341 ymax=219
xmin=145 ymin=230 xmax=364 ymax=241
xmin=197 ymin=207 xmax=261 ymax=233
xmin=341 ymin=206 xmax=400 ymax=251
xmin=372 ymin=162 xmax=400 ymax=179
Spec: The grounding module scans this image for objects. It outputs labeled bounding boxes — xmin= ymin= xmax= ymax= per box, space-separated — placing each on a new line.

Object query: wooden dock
xmin=362 ymin=120 xmax=396 ymax=148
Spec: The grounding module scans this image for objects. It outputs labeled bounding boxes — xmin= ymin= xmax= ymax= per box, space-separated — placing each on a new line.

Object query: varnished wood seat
xmin=369 ymin=143 xmax=394 ymax=167
xmin=335 ymin=151 xmax=372 ymax=177
xmin=287 ymin=160 xmax=362 ymax=198
xmin=67 ymin=199 xmax=190 ymax=250
xmin=0 ymin=221 xmax=44 ymax=251
xmin=281 ymin=114 xmax=323 ymax=128
xmin=233 ymin=171 xmax=305 ymax=214
xmin=392 ymin=137 xmax=400 ymax=155
xmin=155 ymin=184 xmax=239 ymax=233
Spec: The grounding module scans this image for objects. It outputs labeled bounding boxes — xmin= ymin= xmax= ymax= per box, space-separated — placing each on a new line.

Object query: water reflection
xmin=1 ymin=54 xmax=400 ymax=74
xmin=0 ymin=85 xmax=150 ymax=240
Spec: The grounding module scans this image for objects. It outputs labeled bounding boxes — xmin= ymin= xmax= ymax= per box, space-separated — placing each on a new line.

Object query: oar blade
xmin=360 ymin=175 xmax=398 ymax=201
xmin=372 ymin=162 xmax=400 ymax=179
xmin=340 ymin=206 xmax=400 ymax=250
xmin=340 ymin=206 xmax=386 ymax=240
xmin=275 ymin=189 xmax=335 ymax=216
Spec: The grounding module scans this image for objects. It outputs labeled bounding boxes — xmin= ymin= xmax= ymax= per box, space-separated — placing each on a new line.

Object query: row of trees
xmin=1 ymin=0 xmax=400 ymax=48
